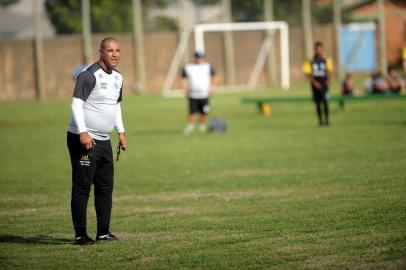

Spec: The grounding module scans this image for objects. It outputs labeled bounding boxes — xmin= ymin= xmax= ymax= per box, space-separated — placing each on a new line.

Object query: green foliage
xmin=231 ymin=0 xmax=335 ymax=25
xmin=145 ymin=16 xmax=178 ymax=32
xmin=90 ymin=0 xmax=132 ymax=33
xmin=0 ymin=0 xmax=19 ymax=7
xmin=312 ymin=4 xmax=333 ymax=24
xmin=142 ymin=0 xmax=171 ymax=9
xmin=45 ymin=0 xmax=179 ymax=34
xmin=231 ymin=0 xmax=263 ymax=22
xmin=45 ymin=0 xmax=133 ymax=34
xmin=198 ymin=0 xmax=220 ymax=5
xmin=45 ymin=0 xmax=82 ymax=34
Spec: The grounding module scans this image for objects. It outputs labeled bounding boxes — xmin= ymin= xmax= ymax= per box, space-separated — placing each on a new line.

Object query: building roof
xmin=0 ymin=9 xmax=31 ymax=38
xmin=343 ymin=0 xmax=406 ymax=11
xmin=343 ymin=0 xmax=375 ymax=11
xmin=0 ymin=0 xmax=55 ymax=39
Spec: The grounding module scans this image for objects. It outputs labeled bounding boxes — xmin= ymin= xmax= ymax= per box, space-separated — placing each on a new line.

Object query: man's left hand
xmin=209 ymin=88 xmax=215 ymax=96
xmin=118 ymin=132 xmax=127 ymax=150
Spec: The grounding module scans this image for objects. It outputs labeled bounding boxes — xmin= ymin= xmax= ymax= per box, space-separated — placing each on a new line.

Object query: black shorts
xmin=189 ymin=98 xmax=210 ymax=115
xmin=312 ymin=87 xmax=329 ymax=103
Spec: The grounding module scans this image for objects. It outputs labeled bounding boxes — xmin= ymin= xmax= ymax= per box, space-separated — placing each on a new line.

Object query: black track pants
xmin=315 ymin=100 xmax=329 ymax=125
xmin=67 ymin=132 xmax=114 ymax=237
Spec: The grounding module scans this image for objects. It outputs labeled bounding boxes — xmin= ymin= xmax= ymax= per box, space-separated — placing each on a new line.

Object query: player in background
xmin=180 ymin=51 xmax=218 ymax=134
xmin=303 ymin=41 xmax=333 ymax=126
xmin=403 ymin=44 xmax=406 ymax=74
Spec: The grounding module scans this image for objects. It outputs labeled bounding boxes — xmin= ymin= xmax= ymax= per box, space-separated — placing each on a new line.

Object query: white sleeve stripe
xmin=71 ymin=97 xmax=87 ymax=133
xmin=115 ymin=103 xmax=125 ymax=133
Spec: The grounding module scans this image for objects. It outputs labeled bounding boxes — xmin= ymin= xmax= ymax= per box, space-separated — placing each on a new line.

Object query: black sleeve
xmin=210 ymin=65 xmax=216 ymax=76
xmin=181 ymin=67 xmax=187 ymax=78
xmin=118 ymin=83 xmax=123 ymax=102
xmin=73 ymin=71 xmax=96 ymax=101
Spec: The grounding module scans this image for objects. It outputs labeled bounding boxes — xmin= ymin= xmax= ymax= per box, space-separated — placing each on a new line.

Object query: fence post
xmin=81 ymin=0 xmax=92 ymax=62
xmin=334 ymin=0 xmax=343 ymax=81
xmin=264 ymin=0 xmax=277 ymax=86
xmin=377 ymin=0 xmax=387 ymax=76
xmin=132 ymin=0 xmax=146 ymax=92
xmin=222 ymin=0 xmax=236 ymax=85
xmin=33 ymin=0 xmax=45 ymax=100
xmin=302 ymin=0 xmax=313 ymax=59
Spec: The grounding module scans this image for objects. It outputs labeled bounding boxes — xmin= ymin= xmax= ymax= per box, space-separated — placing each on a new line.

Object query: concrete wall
xmin=0 ymin=25 xmax=336 ymax=101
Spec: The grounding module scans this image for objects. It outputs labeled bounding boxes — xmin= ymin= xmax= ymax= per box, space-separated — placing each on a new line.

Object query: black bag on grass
xmin=208 ymin=117 xmax=227 ymax=133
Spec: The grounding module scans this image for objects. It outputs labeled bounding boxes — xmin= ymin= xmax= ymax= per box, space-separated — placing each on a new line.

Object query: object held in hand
xmin=116 ymin=144 xmax=126 ymax=161
xmin=116 ymin=145 xmax=121 ymax=161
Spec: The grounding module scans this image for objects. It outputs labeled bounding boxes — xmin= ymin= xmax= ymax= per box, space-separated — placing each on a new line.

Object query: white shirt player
xmin=182 ymin=62 xmax=216 ymax=99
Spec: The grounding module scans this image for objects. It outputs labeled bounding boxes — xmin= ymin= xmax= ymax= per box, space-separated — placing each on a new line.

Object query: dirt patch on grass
xmin=115 ymin=189 xmax=296 ymax=203
xmin=211 ymin=168 xmax=308 ymax=178
xmin=299 ymin=255 xmax=406 ymax=270
xmin=352 ymin=257 xmax=406 ymax=270
xmin=117 ymin=231 xmax=180 ymax=243
xmin=119 ymin=205 xmax=197 ymax=216
xmin=0 ymin=194 xmax=50 ymax=204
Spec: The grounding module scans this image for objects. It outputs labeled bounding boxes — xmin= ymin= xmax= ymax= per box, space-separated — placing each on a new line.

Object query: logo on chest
xmin=100 ymin=82 xmax=120 ymax=90
xmin=312 ymin=62 xmax=326 ymax=77
xmin=113 ymin=81 xmax=120 ymax=90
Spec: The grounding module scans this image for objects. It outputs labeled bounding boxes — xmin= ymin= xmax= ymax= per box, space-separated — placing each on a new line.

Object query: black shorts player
xmin=189 ymin=98 xmax=210 ymax=115
xmin=303 ymin=41 xmax=333 ymax=126
xmin=181 ymin=51 xmax=217 ymax=134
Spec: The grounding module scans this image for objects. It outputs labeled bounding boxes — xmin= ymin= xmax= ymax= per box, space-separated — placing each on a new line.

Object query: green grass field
xmin=1 ymin=85 xmax=406 ymax=269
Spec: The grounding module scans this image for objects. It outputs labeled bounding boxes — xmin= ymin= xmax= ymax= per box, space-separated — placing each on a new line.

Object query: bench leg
xmin=338 ymin=99 xmax=345 ymax=111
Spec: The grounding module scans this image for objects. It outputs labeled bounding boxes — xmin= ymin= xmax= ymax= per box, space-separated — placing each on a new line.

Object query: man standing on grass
xmin=303 ymin=41 xmax=333 ymax=126
xmin=67 ymin=37 xmax=127 ymax=245
xmin=181 ymin=51 xmax=218 ymax=134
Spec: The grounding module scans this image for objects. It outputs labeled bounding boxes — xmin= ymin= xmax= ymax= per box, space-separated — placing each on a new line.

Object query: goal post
xmin=162 ymin=21 xmax=290 ymax=96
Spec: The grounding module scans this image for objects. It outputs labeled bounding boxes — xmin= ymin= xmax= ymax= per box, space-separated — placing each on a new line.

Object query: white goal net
xmin=162 ymin=21 xmax=290 ymax=96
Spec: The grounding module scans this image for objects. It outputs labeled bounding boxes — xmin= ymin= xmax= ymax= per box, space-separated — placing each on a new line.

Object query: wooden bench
xmin=241 ymin=93 xmax=406 ymax=114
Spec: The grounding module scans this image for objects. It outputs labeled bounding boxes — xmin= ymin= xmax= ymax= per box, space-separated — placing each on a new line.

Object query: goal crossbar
xmin=162 ymin=21 xmax=290 ymax=96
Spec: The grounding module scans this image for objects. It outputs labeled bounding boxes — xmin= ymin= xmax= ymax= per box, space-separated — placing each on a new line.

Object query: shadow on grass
xmin=0 ymin=235 xmax=72 ymax=245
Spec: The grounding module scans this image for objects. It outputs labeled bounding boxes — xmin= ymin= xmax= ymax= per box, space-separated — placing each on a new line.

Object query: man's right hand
xmin=79 ymin=132 xmax=94 ymax=150
xmin=312 ymin=80 xmax=322 ymax=90
xmin=183 ymin=88 xmax=189 ymax=97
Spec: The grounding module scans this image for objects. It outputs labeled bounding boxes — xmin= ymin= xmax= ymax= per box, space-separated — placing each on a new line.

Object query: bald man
xmin=67 ymin=37 xmax=127 ymax=245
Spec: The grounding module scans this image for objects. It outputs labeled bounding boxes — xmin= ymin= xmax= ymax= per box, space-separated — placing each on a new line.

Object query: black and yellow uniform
xmin=303 ymin=56 xmax=333 ymax=125
xmin=403 ymin=46 xmax=406 ymax=63
xmin=402 ymin=46 xmax=406 ymax=74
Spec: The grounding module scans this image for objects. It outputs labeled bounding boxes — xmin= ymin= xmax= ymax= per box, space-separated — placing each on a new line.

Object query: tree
xmin=231 ymin=0 xmax=263 ymax=22
xmin=45 ymin=0 xmax=178 ymax=34
xmin=45 ymin=0 xmax=134 ymax=34
xmin=0 ymin=0 xmax=19 ymax=7
xmin=89 ymin=0 xmax=132 ymax=33
xmin=144 ymin=16 xmax=178 ymax=32
xmin=230 ymin=0 xmax=336 ymax=25
xmin=45 ymin=0 xmax=82 ymax=34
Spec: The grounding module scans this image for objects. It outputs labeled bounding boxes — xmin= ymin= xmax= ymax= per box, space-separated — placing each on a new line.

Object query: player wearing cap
xmin=181 ymin=51 xmax=218 ymax=134
xmin=303 ymin=41 xmax=333 ymax=126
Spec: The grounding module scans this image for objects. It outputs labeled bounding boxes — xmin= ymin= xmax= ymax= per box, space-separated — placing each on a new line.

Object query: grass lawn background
xmin=0 ymin=83 xmax=405 ymax=269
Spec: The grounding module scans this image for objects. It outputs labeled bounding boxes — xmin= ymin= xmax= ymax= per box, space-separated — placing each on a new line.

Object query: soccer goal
xmin=162 ymin=21 xmax=290 ymax=96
